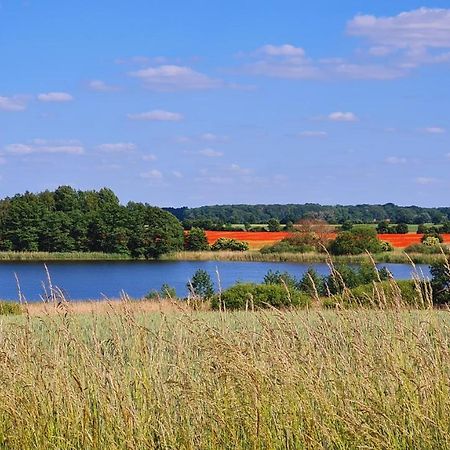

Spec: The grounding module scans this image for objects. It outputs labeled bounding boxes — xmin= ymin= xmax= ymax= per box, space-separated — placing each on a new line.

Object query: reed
xmin=0 ymin=251 xmax=132 ymax=261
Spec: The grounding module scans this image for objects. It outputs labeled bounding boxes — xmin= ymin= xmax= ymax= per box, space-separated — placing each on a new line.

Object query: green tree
xmin=329 ymin=227 xmax=383 ymax=255
xmin=188 ymin=269 xmax=214 ymax=300
xmin=268 ymin=218 xmax=281 ymax=232
xmin=430 ymin=258 xmax=450 ymax=305
xmin=395 ymin=222 xmax=409 ymax=234
xmin=185 ymin=227 xmax=210 ymax=251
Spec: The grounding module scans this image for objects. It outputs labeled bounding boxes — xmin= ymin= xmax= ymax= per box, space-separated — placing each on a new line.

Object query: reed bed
xmin=0 ymin=251 xmax=132 ymax=262
xmin=0 ymin=302 xmax=449 ymax=449
xmin=164 ymin=250 xmax=447 ymax=264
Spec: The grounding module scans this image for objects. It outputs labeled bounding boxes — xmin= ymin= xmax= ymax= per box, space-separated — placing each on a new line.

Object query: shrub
xmin=211 ymin=238 xmax=249 ymax=251
xmin=146 ymin=283 xmax=177 ymax=300
xmin=324 ymin=280 xmax=424 ymax=308
xmin=260 ymin=232 xmax=322 ymax=254
xmin=430 ymin=258 xmax=450 ymax=305
xmin=324 ymin=263 xmax=390 ymax=295
xmin=404 ymin=243 xmax=449 ymax=254
xmin=263 ymin=270 xmax=299 ymax=289
xmin=0 ymin=301 xmax=22 ymax=315
xmin=213 ymin=283 xmax=310 ymax=310
xmin=329 ymin=227 xmax=383 ymax=255
xmin=380 ymin=240 xmax=394 ymax=252
xmin=421 ymin=233 xmax=443 ymax=246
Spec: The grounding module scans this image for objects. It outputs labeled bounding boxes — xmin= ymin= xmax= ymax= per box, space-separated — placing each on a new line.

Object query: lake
xmin=0 ymin=260 xmax=431 ymax=302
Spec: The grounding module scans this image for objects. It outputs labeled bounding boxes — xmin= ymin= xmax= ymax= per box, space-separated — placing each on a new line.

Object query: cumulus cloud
xmin=240 ymin=10 xmax=450 ymax=82
xmin=347 ymin=8 xmax=450 ymax=50
xmin=96 ymin=142 xmax=137 ymax=152
xmin=5 ymin=142 xmax=84 ymax=155
xmin=127 ymin=110 xmax=183 ymax=121
xmin=0 ymin=95 xmax=27 ymax=111
xmin=198 ymin=148 xmax=224 ymax=157
xmin=129 ymin=65 xmax=222 ymax=91
xmin=256 ymin=44 xmax=306 ymax=57
xmin=88 ymin=80 xmax=120 ymax=92
xmin=37 ymin=92 xmax=73 ymax=102
xmin=328 ymin=112 xmax=359 ymax=122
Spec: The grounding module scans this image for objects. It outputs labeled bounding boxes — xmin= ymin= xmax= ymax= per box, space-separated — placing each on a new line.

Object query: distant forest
xmin=165 ymin=203 xmax=450 ymax=226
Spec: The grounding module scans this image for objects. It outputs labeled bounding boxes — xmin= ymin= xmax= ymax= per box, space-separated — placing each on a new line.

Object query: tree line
xmin=165 ymin=203 xmax=450 ymax=226
xmin=0 ymin=186 xmax=184 ymax=258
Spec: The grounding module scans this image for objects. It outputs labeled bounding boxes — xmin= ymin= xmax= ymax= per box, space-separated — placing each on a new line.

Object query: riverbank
xmin=0 ymin=251 xmax=132 ymax=262
xmin=0 ymin=249 xmax=445 ymax=265
xmin=163 ymin=250 xmax=446 ymax=265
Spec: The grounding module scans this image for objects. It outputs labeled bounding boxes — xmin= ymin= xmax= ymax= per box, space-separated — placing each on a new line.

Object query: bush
xmin=405 ymin=243 xmax=449 ymax=254
xmin=146 ymin=283 xmax=177 ymax=300
xmin=212 ymin=283 xmax=310 ymax=310
xmin=324 ymin=263 xmax=390 ymax=295
xmin=0 ymin=301 xmax=22 ymax=315
xmin=421 ymin=232 xmax=443 ymax=245
xmin=329 ymin=227 xmax=383 ymax=255
xmin=324 ymin=280 xmax=424 ymax=308
xmin=430 ymin=258 xmax=450 ymax=305
xmin=211 ymin=238 xmax=249 ymax=251
xmin=260 ymin=232 xmax=321 ymax=254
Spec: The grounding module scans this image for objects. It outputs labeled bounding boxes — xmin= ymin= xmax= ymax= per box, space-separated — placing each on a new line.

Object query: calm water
xmin=0 ymin=260 xmax=430 ymax=302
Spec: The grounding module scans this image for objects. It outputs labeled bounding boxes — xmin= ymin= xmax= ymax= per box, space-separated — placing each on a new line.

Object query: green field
xmin=0 ymin=305 xmax=449 ymax=449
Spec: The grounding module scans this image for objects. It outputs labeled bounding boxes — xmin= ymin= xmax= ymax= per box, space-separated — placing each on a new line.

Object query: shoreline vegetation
xmin=0 ymin=249 xmax=446 ymax=264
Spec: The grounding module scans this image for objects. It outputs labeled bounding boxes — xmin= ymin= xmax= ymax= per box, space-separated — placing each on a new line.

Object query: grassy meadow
xmin=0 ymin=297 xmax=449 ymax=449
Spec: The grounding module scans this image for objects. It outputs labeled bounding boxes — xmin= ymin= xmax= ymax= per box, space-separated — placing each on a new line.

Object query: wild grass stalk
xmin=0 ymin=300 xmax=449 ymax=448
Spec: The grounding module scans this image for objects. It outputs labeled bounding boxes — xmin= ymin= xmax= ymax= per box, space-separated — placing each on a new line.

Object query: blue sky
xmin=1 ymin=1 xmax=450 ymax=207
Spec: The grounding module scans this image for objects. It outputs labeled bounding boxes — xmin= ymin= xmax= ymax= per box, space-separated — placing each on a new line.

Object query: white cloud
xmin=257 ymin=44 xmax=306 ymax=57
xmin=140 ymin=169 xmax=163 ymax=180
xmin=142 ymin=154 xmax=157 ymax=161
xmin=129 ymin=65 xmax=222 ymax=91
xmin=422 ymin=127 xmax=446 ymax=134
xmin=385 ymin=156 xmax=407 ymax=165
xmin=298 ymin=131 xmax=328 ymax=138
xmin=0 ymin=96 xmax=27 ymax=111
xmin=229 ymin=164 xmax=252 ymax=175
xmin=37 ymin=92 xmax=73 ymax=102
xmin=172 ymin=170 xmax=183 ymax=178
xmin=97 ymin=142 xmax=137 ymax=152
xmin=127 ymin=110 xmax=183 ymax=121
xmin=347 ymin=8 xmax=450 ymax=50
xmin=328 ymin=112 xmax=359 ymax=122
xmin=200 ymin=133 xmax=228 ymax=142
xmin=88 ymin=80 xmax=120 ymax=92
xmin=6 ymin=142 xmax=84 ymax=155
xmin=198 ymin=148 xmax=223 ymax=157
xmin=416 ymin=176 xmax=438 ymax=185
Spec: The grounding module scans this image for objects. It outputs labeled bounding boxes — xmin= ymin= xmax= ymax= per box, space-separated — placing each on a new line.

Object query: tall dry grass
xmin=0 ymin=299 xmax=449 ymax=448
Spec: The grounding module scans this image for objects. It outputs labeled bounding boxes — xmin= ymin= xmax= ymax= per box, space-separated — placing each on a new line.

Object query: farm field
xmin=0 ymin=307 xmax=449 ymax=449
xmin=205 ymin=230 xmax=450 ymax=250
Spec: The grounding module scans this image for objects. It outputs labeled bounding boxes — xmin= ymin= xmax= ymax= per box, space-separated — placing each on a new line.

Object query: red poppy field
xmin=205 ymin=231 xmax=450 ymax=250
